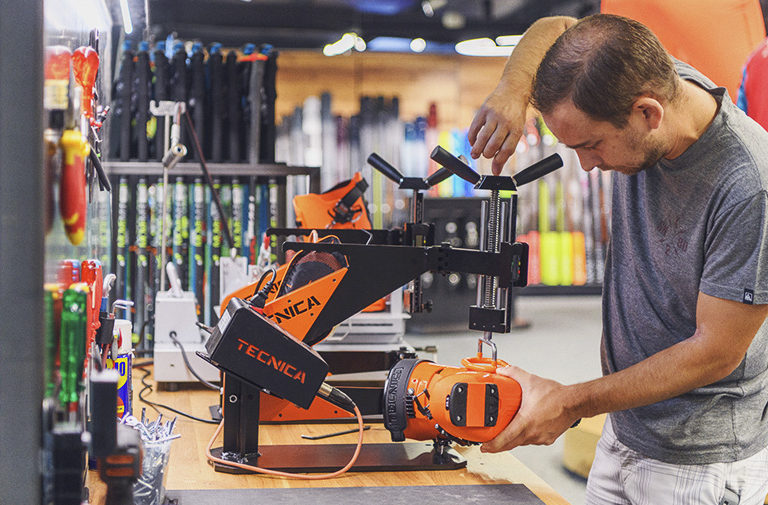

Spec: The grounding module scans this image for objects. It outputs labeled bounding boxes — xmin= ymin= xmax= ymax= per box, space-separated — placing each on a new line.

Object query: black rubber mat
xmin=167 ymin=484 xmax=546 ymax=504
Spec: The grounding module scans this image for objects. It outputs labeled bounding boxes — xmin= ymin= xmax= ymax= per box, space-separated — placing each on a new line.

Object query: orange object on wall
xmin=601 ymin=0 xmax=766 ymax=102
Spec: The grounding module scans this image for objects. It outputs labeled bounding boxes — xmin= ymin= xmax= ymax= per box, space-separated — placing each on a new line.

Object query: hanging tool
xmin=209 ymin=43 xmax=225 ymax=162
xmin=136 ymin=41 xmax=151 ymax=161
xmin=114 ymin=41 xmax=134 ymax=161
xmin=189 ymin=42 xmax=206 ymax=162
xmin=226 ymin=49 xmax=240 ymax=162
xmin=153 ymin=41 xmax=170 ymax=161
xmin=259 ymin=45 xmax=278 ymax=163
xmin=44 ymin=284 xmax=61 ymax=399
xmin=59 ymin=283 xmax=89 ymax=412
xmin=44 ymin=45 xmax=72 ymax=234
xmin=81 ymin=260 xmax=103 ymax=377
xmin=59 ymin=124 xmax=89 ymax=245
xmin=95 ymin=274 xmax=118 ymax=359
xmin=49 ymin=45 xmax=89 ymax=245
xmin=84 ymin=30 xmax=111 ymax=194
xmin=72 ymin=46 xmax=99 ymax=121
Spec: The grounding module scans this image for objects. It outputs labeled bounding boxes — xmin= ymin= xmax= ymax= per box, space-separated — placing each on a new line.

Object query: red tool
xmin=44 ymin=46 xmax=72 ymax=111
xmin=57 ymin=259 xmax=81 ymax=289
xmin=72 ymin=46 xmax=99 ymax=120
xmin=81 ymin=260 xmax=103 ymax=376
xmin=59 ymin=129 xmax=89 ymax=245
xmin=44 ymin=46 xmax=73 ymax=234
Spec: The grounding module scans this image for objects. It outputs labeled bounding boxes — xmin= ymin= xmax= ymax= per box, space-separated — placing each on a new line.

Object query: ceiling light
xmin=410 ymin=38 xmax=426 ymax=53
xmin=496 ymin=35 xmax=523 ymax=46
xmin=119 ymin=0 xmax=133 ymax=34
xmin=455 ymin=38 xmax=514 ymax=57
xmin=324 ymin=33 xmax=362 ymax=56
xmin=441 ymin=11 xmax=465 ymax=29
xmin=421 ymin=0 xmax=447 ymax=17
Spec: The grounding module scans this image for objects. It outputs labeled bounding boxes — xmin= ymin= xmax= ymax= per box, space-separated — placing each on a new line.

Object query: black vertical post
xmin=0 ymin=1 xmax=44 ymax=504
xmin=214 ymin=375 xmax=262 ymax=473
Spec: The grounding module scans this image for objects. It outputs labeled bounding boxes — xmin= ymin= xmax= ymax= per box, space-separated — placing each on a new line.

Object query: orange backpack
xmin=293 ymin=172 xmax=372 ymax=229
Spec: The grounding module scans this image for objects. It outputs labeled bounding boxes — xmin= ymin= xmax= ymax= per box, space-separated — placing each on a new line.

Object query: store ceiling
xmin=116 ymin=0 xmax=600 ymax=49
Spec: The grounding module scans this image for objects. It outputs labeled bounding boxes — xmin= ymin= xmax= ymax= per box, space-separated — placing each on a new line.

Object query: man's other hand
xmin=481 ymin=366 xmax=579 ymax=453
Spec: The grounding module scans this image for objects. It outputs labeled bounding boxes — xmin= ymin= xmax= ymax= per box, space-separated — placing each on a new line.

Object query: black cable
xmin=249 ymin=266 xmax=277 ymax=309
xmin=132 ymin=314 xmax=157 ymax=357
xmin=256 ymin=266 xmax=277 ymax=292
xmin=134 ymin=364 xmax=218 ymax=424
xmin=183 ymin=108 xmax=235 ymax=249
xmin=168 ymin=331 xmax=220 ymax=391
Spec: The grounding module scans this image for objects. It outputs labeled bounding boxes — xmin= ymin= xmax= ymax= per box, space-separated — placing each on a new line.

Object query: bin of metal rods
xmin=122 ymin=409 xmax=180 ymax=505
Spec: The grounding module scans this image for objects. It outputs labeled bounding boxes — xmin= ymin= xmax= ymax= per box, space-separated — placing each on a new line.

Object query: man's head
xmin=532 ymin=14 xmax=680 ymax=174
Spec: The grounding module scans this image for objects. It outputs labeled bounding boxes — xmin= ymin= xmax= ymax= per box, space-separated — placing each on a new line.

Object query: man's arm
xmin=481 ymin=292 xmax=768 ymax=452
xmin=468 ymin=16 xmax=577 ymax=175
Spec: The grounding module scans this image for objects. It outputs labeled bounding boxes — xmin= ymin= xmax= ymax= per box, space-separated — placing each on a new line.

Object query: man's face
xmin=543 ymin=100 xmax=667 ymax=175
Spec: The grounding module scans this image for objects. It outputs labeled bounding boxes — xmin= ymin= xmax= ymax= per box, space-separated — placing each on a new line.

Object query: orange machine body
xmin=393 ymin=360 xmax=522 ymax=443
xmin=219 ymin=263 xmax=348 ymax=347
xmin=218 ymin=263 xmax=357 ymax=422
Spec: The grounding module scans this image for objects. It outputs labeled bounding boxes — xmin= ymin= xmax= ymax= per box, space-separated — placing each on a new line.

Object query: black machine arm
xmin=282 ymin=240 xmax=528 ymax=345
xmin=266 ymin=227 xmax=402 ymax=245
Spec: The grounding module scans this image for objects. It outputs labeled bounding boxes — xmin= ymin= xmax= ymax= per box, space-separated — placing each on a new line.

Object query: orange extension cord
xmin=205 ymin=404 xmax=365 ymax=479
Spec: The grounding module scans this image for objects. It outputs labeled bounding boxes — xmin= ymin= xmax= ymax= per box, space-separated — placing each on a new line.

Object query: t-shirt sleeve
xmin=700 ymin=190 xmax=768 ymax=304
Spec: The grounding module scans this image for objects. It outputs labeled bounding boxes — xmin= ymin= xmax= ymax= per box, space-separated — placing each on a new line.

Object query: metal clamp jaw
xmin=365 ymin=153 xmax=456 ymax=314
xmin=429 ymin=146 xmax=563 ymax=357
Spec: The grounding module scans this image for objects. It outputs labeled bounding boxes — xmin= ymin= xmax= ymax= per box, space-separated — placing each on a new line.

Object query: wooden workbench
xmin=87 ymin=367 xmax=570 ymax=505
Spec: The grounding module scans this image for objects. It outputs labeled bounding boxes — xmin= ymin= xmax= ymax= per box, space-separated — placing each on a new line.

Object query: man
xmin=469 ymin=14 xmax=768 ymax=504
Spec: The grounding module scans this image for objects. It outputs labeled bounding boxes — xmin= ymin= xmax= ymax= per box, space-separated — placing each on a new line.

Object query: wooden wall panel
xmin=275 ymin=50 xmax=508 ymax=129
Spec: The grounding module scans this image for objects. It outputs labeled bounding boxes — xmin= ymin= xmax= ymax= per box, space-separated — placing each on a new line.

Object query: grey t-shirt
xmin=604 ymin=60 xmax=768 ymax=464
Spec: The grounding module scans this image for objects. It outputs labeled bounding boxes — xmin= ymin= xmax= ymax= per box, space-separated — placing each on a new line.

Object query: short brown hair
xmin=531 ymin=14 xmax=680 ymax=128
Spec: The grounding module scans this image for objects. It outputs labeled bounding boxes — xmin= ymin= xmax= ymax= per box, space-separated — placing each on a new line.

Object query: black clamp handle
xmin=367 ymin=153 xmax=404 ymax=184
xmin=512 ymin=153 xmax=563 ymax=187
xmin=424 ymin=166 xmax=453 ymax=188
xmin=430 ymin=146 xmax=480 ymax=184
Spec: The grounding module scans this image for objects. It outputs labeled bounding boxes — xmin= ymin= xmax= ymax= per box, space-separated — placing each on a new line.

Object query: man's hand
xmin=481 ymin=366 xmax=579 ymax=453
xmin=468 ymin=89 xmax=527 ymax=175
xmin=467 ymin=16 xmax=577 ymax=176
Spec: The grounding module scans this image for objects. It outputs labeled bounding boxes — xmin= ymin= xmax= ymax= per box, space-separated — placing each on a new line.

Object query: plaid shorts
xmin=585 ymin=416 xmax=768 ymax=505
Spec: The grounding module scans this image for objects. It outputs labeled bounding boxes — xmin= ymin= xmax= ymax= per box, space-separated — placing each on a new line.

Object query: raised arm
xmin=469 ymin=16 xmax=577 ymax=175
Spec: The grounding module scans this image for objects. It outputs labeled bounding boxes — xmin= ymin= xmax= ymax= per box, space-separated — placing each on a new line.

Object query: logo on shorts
xmin=743 ymin=289 xmax=755 ymax=305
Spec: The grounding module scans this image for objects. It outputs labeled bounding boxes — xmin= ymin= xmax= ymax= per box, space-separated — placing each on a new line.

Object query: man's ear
xmin=632 ymin=97 xmax=663 ymax=130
